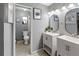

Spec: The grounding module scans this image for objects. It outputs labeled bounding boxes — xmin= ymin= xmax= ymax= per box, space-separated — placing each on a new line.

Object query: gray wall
xmin=0 ymin=3 xmax=5 ymax=56
xmin=0 ymin=3 xmax=11 ymax=56
xmin=18 ymin=3 xmax=49 ymax=52
xmin=15 ymin=7 xmax=30 ymax=40
xmin=3 ymin=3 xmax=13 ymax=56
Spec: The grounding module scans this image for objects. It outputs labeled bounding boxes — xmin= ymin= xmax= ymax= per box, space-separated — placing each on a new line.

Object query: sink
xmin=58 ymin=35 xmax=79 ymax=45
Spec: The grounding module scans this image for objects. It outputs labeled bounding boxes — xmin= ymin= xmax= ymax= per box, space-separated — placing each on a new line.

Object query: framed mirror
xmin=65 ymin=8 xmax=79 ymax=34
xmin=49 ymin=14 xmax=59 ymax=32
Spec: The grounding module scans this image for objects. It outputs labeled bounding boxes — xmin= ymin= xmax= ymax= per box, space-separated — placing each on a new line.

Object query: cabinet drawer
xmin=43 ymin=34 xmax=52 ymax=48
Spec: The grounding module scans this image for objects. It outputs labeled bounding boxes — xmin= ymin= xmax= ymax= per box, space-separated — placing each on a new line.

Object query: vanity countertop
xmin=43 ymin=32 xmax=60 ymax=36
xmin=58 ymin=35 xmax=79 ymax=45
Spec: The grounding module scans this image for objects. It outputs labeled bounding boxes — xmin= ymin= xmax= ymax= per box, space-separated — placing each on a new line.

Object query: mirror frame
xmin=65 ymin=8 xmax=78 ymax=34
xmin=49 ymin=14 xmax=59 ymax=32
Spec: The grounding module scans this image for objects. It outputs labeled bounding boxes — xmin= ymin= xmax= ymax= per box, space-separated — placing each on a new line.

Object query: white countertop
xmin=58 ymin=35 xmax=79 ymax=45
xmin=43 ymin=32 xmax=60 ymax=36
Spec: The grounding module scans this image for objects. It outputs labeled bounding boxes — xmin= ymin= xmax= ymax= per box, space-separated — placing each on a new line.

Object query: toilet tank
xmin=22 ymin=31 xmax=28 ymax=36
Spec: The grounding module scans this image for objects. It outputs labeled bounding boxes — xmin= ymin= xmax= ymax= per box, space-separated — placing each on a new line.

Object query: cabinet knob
xmin=46 ymin=37 xmax=48 ymax=40
xmin=66 ymin=45 xmax=70 ymax=51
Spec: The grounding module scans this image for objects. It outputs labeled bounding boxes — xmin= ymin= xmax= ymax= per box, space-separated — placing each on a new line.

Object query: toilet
xmin=22 ymin=31 xmax=29 ymax=45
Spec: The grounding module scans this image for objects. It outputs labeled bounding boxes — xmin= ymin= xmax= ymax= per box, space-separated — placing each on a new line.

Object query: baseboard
xmin=31 ymin=48 xmax=43 ymax=54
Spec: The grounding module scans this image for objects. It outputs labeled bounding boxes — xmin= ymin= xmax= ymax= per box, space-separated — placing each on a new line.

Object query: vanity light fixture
xmin=61 ymin=6 xmax=68 ymax=12
xmin=51 ymin=11 xmax=55 ymax=14
xmin=9 ymin=5 xmax=11 ymax=9
xmin=48 ymin=12 xmax=51 ymax=17
xmin=55 ymin=9 xmax=60 ymax=13
xmin=24 ymin=8 xmax=27 ymax=11
xmin=48 ymin=12 xmax=51 ymax=15
xmin=9 ymin=3 xmax=13 ymax=10
xmin=61 ymin=6 xmax=67 ymax=10
xmin=68 ymin=4 xmax=74 ymax=8
xmin=48 ymin=11 xmax=55 ymax=17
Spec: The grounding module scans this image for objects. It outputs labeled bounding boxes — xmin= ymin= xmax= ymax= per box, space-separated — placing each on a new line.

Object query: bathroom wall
xmin=15 ymin=7 xmax=30 ymax=40
xmin=3 ymin=3 xmax=13 ymax=56
xmin=18 ymin=3 xmax=49 ymax=52
xmin=0 ymin=3 xmax=6 ymax=56
xmin=0 ymin=3 xmax=13 ymax=56
xmin=48 ymin=3 xmax=78 ymax=36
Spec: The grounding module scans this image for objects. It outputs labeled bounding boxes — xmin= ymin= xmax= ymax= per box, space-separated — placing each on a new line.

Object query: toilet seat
xmin=24 ymin=36 xmax=29 ymax=40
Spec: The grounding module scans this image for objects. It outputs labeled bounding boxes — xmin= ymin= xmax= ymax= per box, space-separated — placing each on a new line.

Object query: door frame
xmin=13 ymin=4 xmax=33 ymax=56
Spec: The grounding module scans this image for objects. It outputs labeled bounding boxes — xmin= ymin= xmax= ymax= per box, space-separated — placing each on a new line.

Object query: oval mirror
xmin=49 ymin=14 xmax=59 ymax=32
xmin=65 ymin=8 xmax=79 ymax=34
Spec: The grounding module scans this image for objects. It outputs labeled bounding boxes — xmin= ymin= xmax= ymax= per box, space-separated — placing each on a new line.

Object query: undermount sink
xmin=43 ymin=32 xmax=60 ymax=36
xmin=58 ymin=35 xmax=79 ymax=45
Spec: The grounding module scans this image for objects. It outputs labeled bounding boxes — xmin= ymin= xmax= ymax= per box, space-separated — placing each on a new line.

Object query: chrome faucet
xmin=71 ymin=33 xmax=77 ymax=37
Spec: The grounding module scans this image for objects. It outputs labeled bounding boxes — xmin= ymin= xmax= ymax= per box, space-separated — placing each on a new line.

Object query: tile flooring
xmin=16 ymin=40 xmax=49 ymax=56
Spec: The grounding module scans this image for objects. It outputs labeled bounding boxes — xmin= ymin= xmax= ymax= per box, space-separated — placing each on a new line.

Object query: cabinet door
xmin=43 ymin=34 xmax=52 ymax=49
xmin=52 ymin=36 xmax=58 ymax=56
xmin=57 ymin=39 xmax=68 ymax=56
xmin=66 ymin=41 xmax=79 ymax=56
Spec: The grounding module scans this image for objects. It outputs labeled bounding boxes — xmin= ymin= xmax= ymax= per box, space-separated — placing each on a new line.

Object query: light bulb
xmin=55 ymin=9 xmax=60 ymax=13
xmin=61 ymin=6 xmax=66 ymax=10
xmin=68 ymin=4 xmax=74 ymax=8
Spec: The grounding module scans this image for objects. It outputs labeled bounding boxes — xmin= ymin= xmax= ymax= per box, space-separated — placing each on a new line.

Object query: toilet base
xmin=24 ymin=40 xmax=29 ymax=45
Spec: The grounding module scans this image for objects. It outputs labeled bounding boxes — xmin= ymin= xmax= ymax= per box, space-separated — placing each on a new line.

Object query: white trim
xmin=13 ymin=3 xmax=16 ymax=56
xmin=30 ymin=6 xmax=33 ymax=54
xmin=13 ymin=3 xmax=33 ymax=56
xmin=15 ymin=4 xmax=32 ymax=9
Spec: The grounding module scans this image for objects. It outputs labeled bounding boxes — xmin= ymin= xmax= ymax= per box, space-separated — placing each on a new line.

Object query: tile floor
xmin=16 ymin=40 xmax=49 ymax=56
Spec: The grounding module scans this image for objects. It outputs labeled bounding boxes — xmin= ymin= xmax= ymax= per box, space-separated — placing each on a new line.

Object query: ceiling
xmin=41 ymin=3 xmax=53 ymax=6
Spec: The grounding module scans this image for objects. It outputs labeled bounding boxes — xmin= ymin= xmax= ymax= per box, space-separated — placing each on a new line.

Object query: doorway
xmin=13 ymin=4 xmax=32 ymax=56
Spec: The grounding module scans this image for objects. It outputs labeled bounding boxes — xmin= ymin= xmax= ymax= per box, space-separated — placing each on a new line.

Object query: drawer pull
xmin=66 ymin=45 xmax=70 ymax=51
xmin=46 ymin=37 xmax=48 ymax=40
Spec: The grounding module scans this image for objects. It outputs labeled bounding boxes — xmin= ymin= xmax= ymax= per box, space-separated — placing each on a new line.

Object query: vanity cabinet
xmin=57 ymin=35 xmax=79 ymax=56
xmin=43 ymin=32 xmax=59 ymax=56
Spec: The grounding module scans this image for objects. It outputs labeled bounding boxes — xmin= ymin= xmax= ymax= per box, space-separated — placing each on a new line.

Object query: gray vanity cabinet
xmin=66 ymin=41 xmax=79 ymax=56
xmin=43 ymin=32 xmax=59 ymax=56
xmin=57 ymin=35 xmax=79 ymax=56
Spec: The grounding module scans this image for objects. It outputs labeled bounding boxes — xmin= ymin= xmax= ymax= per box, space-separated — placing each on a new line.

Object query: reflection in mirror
xmin=65 ymin=8 xmax=79 ymax=35
xmin=49 ymin=14 xmax=59 ymax=32
xmin=22 ymin=17 xmax=28 ymax=24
